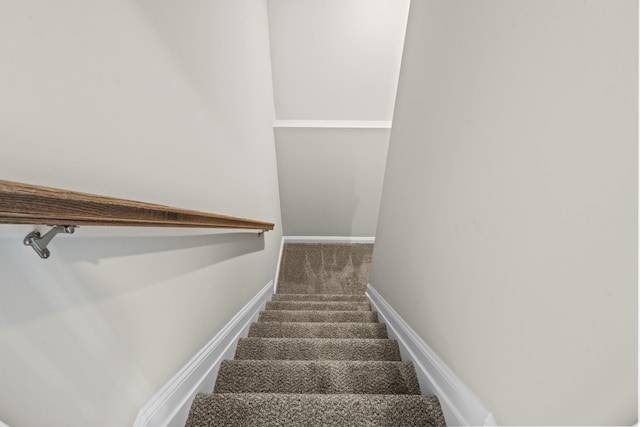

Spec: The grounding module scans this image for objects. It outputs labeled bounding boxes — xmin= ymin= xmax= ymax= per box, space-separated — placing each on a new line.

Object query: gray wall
xmin=0 ymin=1 xmax=282 ymax=426
xmin=275 ymin=127 xmax=389 ymax=236
xmin=370 ymin=1 xmax=637 ymax=425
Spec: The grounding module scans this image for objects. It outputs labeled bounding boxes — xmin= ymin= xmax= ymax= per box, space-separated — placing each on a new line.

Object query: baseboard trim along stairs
xmin=366 ymin=284 xmax=497 ymax=426
xmin=135 ymin=240 xmax=495 ymax=426
xmin=133 ymin=280 xmax=275 ymax=427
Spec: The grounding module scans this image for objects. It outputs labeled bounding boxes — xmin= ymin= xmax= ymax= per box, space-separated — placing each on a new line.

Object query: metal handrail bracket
xmin=24 ymin=225 xmax=77 ymax=259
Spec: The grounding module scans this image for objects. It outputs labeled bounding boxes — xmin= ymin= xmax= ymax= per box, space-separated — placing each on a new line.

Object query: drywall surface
xmin=0 ymin=1 xmax=282 ymax=426
xmin=275 ymin=127 xmax=389 ymax=236
xmin=267 ymin=0 xmax=408 ymax=238
xmin=267 ymin=0 xmax=409 ymax=120
xmin=370 ymin=1 xmax=637 ymax=425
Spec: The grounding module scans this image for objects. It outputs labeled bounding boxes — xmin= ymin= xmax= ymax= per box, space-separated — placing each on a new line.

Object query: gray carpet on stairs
xmin=248 ymin=321 xmax=389 ymax=338
xmin=186 ymin=243 xmax=447 ymax=427
xmin=214 ymin=360 xmax=421 ymax=394
xmin=276 ymin=243 xmax=373 ymax=294
xmin=258 ymin=309 xmax=378 ymax=323
xmin=265 ymin=300 xmax=371 ymax=311
xmin=235 ymin=337 xmax=402 ymax=361
xmin=187 ymin=393 xmax=447 ymax=427
xmin=271 ymin=293 xmax=369 ymax=302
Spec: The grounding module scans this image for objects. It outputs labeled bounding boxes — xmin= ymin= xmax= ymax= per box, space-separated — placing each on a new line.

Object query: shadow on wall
xmin=60 ymin=230 xmax=265 ymax=263
xmin=320 ymin=142 xmax=359 ymax=236
xmin=277 ymin=128 xmax=363 ymax=236
xmin=0 ymin=231 xmax=265 ymax=329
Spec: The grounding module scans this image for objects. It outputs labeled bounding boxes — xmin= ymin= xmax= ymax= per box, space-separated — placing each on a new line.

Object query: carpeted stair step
xmin=248 ymin=321 xmax=388 ymax=338
xmin=265 ymin=301 xmax=371 ymax=311
xmin=214 ymin=360 xmax=421 ymax=394
xmin=271 ymin=293 xmax=369 ymax=302
xmin=185 ymin=242 xmax=448 ymax=426
xmin=234 ymin=337 xmax=401 ymax=361
xmin=276 ymin=284 xmax=367 ymax=295
xmin=258 ymin=309 xmax=378 ymax=323
xmin=186 ymin=393 xmax=447 ymax=427
xmin=276 ymin=243 xmax=372 ymax=295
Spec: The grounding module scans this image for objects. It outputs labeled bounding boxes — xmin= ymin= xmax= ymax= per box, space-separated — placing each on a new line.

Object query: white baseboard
xmin=283 ymin=236 xmax=375 ymax=244
xmin=273 ymin=237 xmax=286 ymax=294
xmin=366 ymin=284 xmax=496 ymax=427
xmin=133 ymin=280 xmax=274 ymax=427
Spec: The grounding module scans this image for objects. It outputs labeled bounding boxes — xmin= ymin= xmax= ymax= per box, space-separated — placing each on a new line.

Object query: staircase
xmin=185 ymin=243 xmax=447 ymax=426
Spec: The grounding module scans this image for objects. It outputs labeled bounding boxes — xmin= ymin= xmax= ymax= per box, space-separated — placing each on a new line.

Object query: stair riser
xmin=265 ymin=301 xmax=371 ymax=311
xmin=186 ymin=393 xmax=447 ymax=427
xmin=248 ymin=322 xmax=388 ymax=339
xmin=276 ymin=285 xmax=366 ymax=295
xmin=214 ymin=360 xmax=421 ymax=394
xmin=272 ymin=294 xmax=369 ymax=302
xmin=235 ymin=338 xmax=401 ymax=361
xmin=258 ymin=310 xmax=378 ymax=323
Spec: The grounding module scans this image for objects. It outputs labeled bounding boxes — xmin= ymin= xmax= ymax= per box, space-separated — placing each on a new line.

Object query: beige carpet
xmin=185 ymin=243 xmax=447 ymax=427
xmin=276 ymin=243 xmax=373 ymax=294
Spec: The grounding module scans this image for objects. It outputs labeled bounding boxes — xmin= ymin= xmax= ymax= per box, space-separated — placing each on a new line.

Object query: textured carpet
xmin=258 ymin=309 xmax=378 ymax=323
xmin=235 ymin=337 xmax=402 ymax=361
xmin=271 ymin=293 xmax=369 ymax=302
xmin=187 ymin=394 xmax=446 ymax=427
xmin=248 ymin=322 xmax=389 ymax=338
xmin=265 ymin=301 xmax=372 ymax=311
xmin=185 ymin=242 xmax=447 ymax=427
xmin=276 ymin=243 xmax=373 ymax=294
xmin=214 ymin=360 xmax=421 ymax=394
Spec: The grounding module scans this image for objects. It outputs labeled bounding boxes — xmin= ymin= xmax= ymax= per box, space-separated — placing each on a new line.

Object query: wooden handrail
xmin=0 ymin=180 xmax=275 ymax=230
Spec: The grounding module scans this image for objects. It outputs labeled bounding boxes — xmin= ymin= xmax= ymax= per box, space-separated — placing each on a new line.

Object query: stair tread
xmin=265 ymin=301 xmax=371 ymax=311
xmin=186 ymin=393 xmax=447 ymax=427
xmin=276 ymin=285 xmax=367 ymax=295
xmin=259 ymin=310 xmax=378 ymax=323
xmin=214 ymin=360 xmax=421 ymax=394
xmin=235 ymin=337 xmax=401 ymax=361
xmin=248 ymin=322 xmax=388 ymax=338
xmin=186 ymin=242 xmax=448 ymax=426
xmin=272 ymin=293 xmax=369 ymax=302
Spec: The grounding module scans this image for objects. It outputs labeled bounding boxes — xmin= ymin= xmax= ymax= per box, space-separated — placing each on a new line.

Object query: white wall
xmin=267 ymin=0 xmax=409 ymax=120
xmin=0 ymin=1 xmax=282 ymax=426
xmin=371 ymin=1 xmax=637 ymax=425
xmin=268 ymin=0 xmax=408 ymax=236
xmin=275 ymin=127 xmax=389 ymax=236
